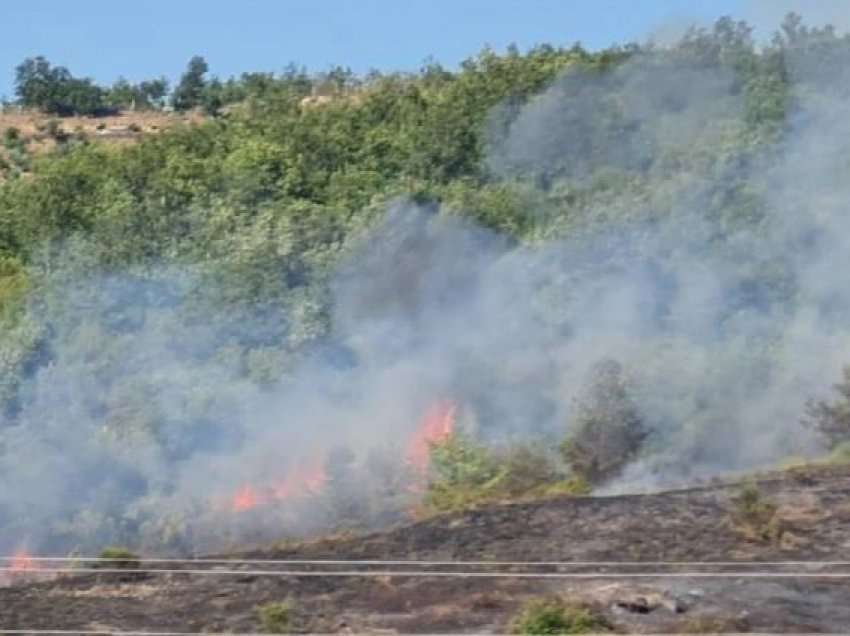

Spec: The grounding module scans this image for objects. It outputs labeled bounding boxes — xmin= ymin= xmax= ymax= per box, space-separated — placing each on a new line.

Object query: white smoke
xmin=4 ymin=21 xmax=850 ymax=554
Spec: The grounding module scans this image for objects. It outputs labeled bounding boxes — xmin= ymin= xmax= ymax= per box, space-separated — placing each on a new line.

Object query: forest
xmin=3 ymin=13 xmax=850 ymax=555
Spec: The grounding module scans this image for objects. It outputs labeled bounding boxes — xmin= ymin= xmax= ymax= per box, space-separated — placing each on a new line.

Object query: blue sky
xmin=0 ymin=0 xmax=820 ymax=100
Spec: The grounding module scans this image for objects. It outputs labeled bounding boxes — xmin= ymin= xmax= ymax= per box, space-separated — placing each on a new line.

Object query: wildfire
xmin=271 ymin=455 xmax=326 ymax=501
xmin=10 ymin=549 xmax=38 ymax=573
xmin=229 ymin=454 xmax=327 ymax=513
xmin=225 ymin=401 xmax=457 ymax=515
xmin=0 ymin=548 xmax=42 ymax=587
xmin=231 ymin=485 xmax=265 ymax=512
xmin=407 ymin=400 xmax=457 ymax=475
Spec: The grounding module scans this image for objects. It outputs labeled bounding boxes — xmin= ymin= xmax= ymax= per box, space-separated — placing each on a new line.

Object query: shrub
xmin=2 ymin=126 xmax=21 ymax=146
xmin=509 ymin=598 xmax=609 ymax=634
xmin=423 ymin=433 xmax=502 ymax=513
xmin=730 ymin=482 xmax=781 ymax=542
xmin=92 ymin=546 xmax=140 ymax=569
xmin=497 ymin=444 xmax=561 ymax=497
xmin=44 ymin=119 xmax=70 ymax=143
xmin=560 ymin=359 xmax=648 ymax=485
xmin=829 ymin=441 xmax=850 ymax=464
xmin=257 ymin=601 xmax=292 ymax=634
xmin=422 ymin=435 xmax=588 ymax=514
xmin=803 ymin=366 xmax=850 ymax=448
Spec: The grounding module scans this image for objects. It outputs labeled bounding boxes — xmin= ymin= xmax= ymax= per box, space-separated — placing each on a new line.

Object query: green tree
xmin=172 ymin=56 xmax=209 ymax=111
xmin=14 ymin=56 xmax=70 ymax=111
xmin=14 ymin=56 xmax=106 ymax=116
xmin=803 ymin=366 xmax=850 ymax=449
xmin=560 ymin=360 xmax=648 ymax=485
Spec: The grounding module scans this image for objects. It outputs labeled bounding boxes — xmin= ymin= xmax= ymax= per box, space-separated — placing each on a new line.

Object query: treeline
xmin=11 ymin=53 xmax=371 ymax=116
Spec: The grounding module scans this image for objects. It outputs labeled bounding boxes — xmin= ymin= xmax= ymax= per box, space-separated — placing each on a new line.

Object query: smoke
xmin=746 ymin=1 xmax=850 ymax=38
xmin=4 ymin=25 xmax=850 ymax=554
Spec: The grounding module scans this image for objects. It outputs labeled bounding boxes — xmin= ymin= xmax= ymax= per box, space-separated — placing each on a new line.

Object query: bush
xmin=92 ymin=546 xmax=141 ymax=569
xmin=803 ymin=366 xmax=850 ymax=449
xmin=2 ymin=127 xmax=21 ymax=146
xmin=560 ymin=359 xmax=648 ymax=485
xmin=423 ymin=433 xmax=502 ymax=513
xmin=44 ymin=119 xmax=70 ymax=143
xmin=509 ymin=598 xmax=609 ymax=634
xmin=257 ymin=601 xmax=292 ymax=634
xmin=730 ymin=482 xmax=781 ymax=542
xmin=422 ymin=435 xmax=579 ymax=514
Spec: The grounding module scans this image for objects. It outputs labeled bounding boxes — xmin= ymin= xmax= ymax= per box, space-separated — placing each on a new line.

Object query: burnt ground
xmin=4 ymin=464 xmax=850 ymax=633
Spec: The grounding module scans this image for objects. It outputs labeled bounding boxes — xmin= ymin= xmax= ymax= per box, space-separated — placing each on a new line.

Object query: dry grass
xmin=0 ymin=108 xmax=204 ymax=154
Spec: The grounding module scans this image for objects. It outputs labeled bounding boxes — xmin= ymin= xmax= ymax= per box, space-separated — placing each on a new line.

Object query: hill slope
xmin=3 ymin=465 xmax=850 ymax=633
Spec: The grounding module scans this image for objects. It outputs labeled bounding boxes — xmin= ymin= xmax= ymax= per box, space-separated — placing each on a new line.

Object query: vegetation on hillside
xmin=2 ymin=13 xmax=850 ymax=554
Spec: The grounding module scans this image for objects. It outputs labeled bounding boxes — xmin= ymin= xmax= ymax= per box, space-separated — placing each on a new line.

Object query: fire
xmin=231 ymin=485 xmax=265 ymax=512
xmin=229 ymin=454 xmax=326 ymax=513
xmin=0 ymin=548 xmax=43 ymax=587
xmin=10 ymin=549 xmax=38 ymax=573
xmin=272 ymin=455 xmax=326 ymax=500
xmin=225 ymin=401 xmax=457 ymax=515
xmin=407 ymin=400 xmax=457 ymax=475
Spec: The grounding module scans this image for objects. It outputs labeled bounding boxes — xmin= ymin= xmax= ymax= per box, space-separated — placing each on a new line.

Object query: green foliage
xmin=106 ymin=76 xmax=169 ymax=111
xmin=730 ymin=481 xmax=781 ymax=542
xmin=172 ymin=56 xmax=209 ymax=111
xmin=423 ymin=435 xmax=582 ymax=514
xmin=828 ymin=441 xmax=850 ymax=464
xmin=15 ymin=56 xmax=109 ymax=116
xmin=560 ymin=359 xmax=648 ymax=485
xmin=509 ymin=598 xmax=608 ymax=634
xmin=803 ymin=366 xmax=850 ymax=449
xmin=257 ymin=601 xmax=292 ymax=634
xmin=0 ymin=14 xmax=842 ymax=551
xmin=424 ymin=433 xmax=503 ymax=512
xmin=92 ymin=547 xmax=141 ymax=569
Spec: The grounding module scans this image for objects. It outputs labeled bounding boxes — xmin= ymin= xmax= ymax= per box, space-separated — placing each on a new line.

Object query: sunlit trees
xmin=172 ymin=56 xmax=209 ymax=111
xmin=15 ymin=56 xmax=107 ymax=116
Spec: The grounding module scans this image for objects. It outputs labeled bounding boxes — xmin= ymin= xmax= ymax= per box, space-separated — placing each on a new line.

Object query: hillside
xmin=0 ymin=109 xmax=204 ymax=178
xmin=5 ymin=12 xmax=850 ymax=587
xmin=3 ymin=465 xmax=850 ymax=633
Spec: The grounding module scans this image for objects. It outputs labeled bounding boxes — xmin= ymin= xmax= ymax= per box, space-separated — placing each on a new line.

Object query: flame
xmin=407 ymin=400 xmax=457 ymax=475
xmin=231 ymin=485 xmax=266 ymax=512
xmin=272 ymin=455 xmax=326 ymax=500
xmin=229 ymin=454 xmax=326 ymax=513
xmin=10 ymin=549 xmax=38 ymax=573
xmin=0 ymin=548 xmax=43 ymax=587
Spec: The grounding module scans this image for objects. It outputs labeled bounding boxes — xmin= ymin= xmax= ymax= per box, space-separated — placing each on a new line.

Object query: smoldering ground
xmin=3 ymin=31 xmax=850 ymax=554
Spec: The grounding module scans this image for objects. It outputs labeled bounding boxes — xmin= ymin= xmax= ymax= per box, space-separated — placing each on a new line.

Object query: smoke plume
xmin=4 ymin=20 xmax=850 ymax=555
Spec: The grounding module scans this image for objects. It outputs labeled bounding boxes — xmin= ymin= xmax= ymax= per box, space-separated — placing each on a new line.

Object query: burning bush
xmin=560 ymin=359 xmax=648 ymax=486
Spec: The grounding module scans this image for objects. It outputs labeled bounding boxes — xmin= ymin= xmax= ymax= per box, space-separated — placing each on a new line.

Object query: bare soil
xmin=0 ymin=109 xmax=203 ymax=154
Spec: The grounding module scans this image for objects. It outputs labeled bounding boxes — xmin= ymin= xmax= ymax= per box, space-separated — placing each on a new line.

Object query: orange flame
xmin=272 ymin=455 xmax=326 ymax=501
xmin=229 ymin=454 xmax=327 ymax=513
xmin=407 ymin=400 xmax=456 ymax=475
xmin=231 ymin=485 xmax=266 ymax=512
xmin=0 ymin=548 xmax=43 ymax=587
xmin=10 ymin=549 xmax=38 ymax=573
